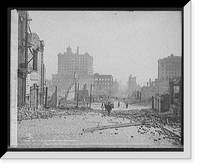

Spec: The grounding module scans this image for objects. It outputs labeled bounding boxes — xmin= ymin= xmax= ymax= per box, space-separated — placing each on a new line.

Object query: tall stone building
xmin=158 ymin=54 xmax=182 ymax=79
xmin=58 ymin=46 xmax=93 ymax=76
xmin=52 ymin=47 xmax=94 ymax=97
xmin=141 ymin=54 xmax=182 ymax=101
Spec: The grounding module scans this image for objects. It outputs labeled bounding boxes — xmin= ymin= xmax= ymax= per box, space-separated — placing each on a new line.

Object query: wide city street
xmin=17 ymin=102 xmax=182 ymax=148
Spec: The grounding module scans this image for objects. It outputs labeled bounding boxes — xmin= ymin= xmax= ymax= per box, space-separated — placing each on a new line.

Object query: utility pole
xmin=157 ymin=85 xmax=160 ymax=112
xmin=36 ymin=85 xmax=39 ymax=109
xmin=74 ymin=81 xmax=77 ymax=102
xmin=45 ymin=87 xmax=48 ymax=108
xmin=76 ymin=83 xmax=79 ymax=108
xmin=89 ymin=84 xmax=93 ymax=109
xmin=152 ymin=96 xmax=154 ymax=110
xmin=74 ymin=72 xmax=78 ymax=103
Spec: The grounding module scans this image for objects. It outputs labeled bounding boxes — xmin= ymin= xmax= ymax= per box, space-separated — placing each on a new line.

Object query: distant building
xmin=128 ymin=75 xmax=138 ymax=92
xmin=92 ymin=73 xmax=113 ymax=97
xmin=141 ymin=78 xmax=169 ymax=101
xmin=141 ymin=84 xmax=158 ymax=101
xmin=140 ymin=54 xmax=182 ymax=102
xmin=51 ymin=46 xmax=94 ymax=97
xmin=130 ymin=90 xmax=141 ymax=101
xmin=112 ymin=79 xmax=120 ymax=97
xmin=127 ymin=75 xmax=140 ymax=97
xmin=58 ymin=46 xmax=93 ymax=76
xmin=142 ymin=54 xmax=182 ymax=102
xmin=158 ymin=54 xmax=182 ymax=79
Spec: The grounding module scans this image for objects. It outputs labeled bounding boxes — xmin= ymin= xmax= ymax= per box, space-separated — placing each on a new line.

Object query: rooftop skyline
xmin=28 ymin=10 xmax=182 ymax=86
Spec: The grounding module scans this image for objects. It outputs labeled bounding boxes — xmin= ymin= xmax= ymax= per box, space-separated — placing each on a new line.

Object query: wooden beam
xmin=82 ymin=121 xmax=150 ymax=133
xmin=151 ymin=117 xmax=181 ymax=139
xmin=161 ymin=126 xmax=181 ymax=139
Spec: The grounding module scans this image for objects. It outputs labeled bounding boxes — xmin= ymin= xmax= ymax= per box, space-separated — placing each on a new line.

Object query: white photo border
xmin=4 ymin=2 xmax=191 ymax=159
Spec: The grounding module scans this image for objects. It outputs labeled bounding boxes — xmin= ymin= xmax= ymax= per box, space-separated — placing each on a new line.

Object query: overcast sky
xmin=28 ymin=10 xmax=181 ymax=86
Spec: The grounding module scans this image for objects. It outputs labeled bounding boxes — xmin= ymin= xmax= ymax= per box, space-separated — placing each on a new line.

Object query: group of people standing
xmin=101 ymin=101 xmax=129 ymax=116
xmin=101 ymin=102 xmax=112 ymax=116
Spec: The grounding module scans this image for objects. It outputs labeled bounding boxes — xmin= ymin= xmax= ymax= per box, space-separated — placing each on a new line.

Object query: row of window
xmin=94 ymin=82 xmax=113 ymax=85
xmin=59 ymin=63 xmax=89 ymax=67
xmin=59 ymin=66 xmax=89 ymax=69
xmin=60 ymin=61 xmax=92 ymax=63
xmin=58 ymin=58 xmax=92 ymax=61
xmin=59 ymin=57 xmax=92 ymax=60
xmin=160 ymin=64 xmax=181 ymax=68
xmin=58 ymin=65 xmax=93 ymax=69
xmin=59 ymin=65 xmax=88 ymax=69
xmin=93 ymin=78 xmax=112 ymax=81
xmin=161 ymin=69 xmax=181 ymax=72
xmin=160 ymin=74 xmax=181 ymax=78
xmin=161 ymin=71 xmax=181 ymax=74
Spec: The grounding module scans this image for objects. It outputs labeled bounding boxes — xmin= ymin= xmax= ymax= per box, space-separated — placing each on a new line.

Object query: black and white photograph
xmin=7 ymin=3 xmax=192 ymax=159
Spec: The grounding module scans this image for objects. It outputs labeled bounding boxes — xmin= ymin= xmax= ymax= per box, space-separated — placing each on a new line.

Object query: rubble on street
xmin=17 ymin=104 xmax=182 ymax=148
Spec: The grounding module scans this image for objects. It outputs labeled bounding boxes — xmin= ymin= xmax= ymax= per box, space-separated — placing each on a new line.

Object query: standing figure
xmin=126 ymin=103 xmax=128 ymax=109
xmin=118 ymin=101 xmax=120 ymax=107
xmin=107 ymin=102 xmax=112 ymax=116
xmin=104 ymin=103 xmax=108 ymax=112
xmin=101 ymin=102 xmax=104 ymax=112
xmin=104 ymin=102 xmax=110 ymax=116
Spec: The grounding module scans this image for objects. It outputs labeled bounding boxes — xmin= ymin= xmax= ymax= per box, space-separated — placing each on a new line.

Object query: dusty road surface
xmin=17 ymin=107 xmax=182 ymax=149
xmin=91 ymin=101 xmax=151 ymax=111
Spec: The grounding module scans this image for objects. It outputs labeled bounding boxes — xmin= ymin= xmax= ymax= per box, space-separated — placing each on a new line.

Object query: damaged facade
xmin=140 ymin=54 xmax=182 ymax=117
xmin=92 ymin=73 xmax=113 ymax=98
xmin=17 ymin=11 xmax=46 ymax=108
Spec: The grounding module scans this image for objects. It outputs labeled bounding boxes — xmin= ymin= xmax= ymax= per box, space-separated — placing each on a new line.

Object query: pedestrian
xmin=101 ymin=102 xmax=104 ymax=112
xmin=104 ymin=102 xmax=107 ymax=111
xmin=126 ymin=103 xmax=128 ymax=109
xmin=118 ymin=101 xmax=120 ymax=107
xmin=107 ymin=102 xmax=112 ymax=116
xmin=104 ymin=103 xmax=107 ymax=111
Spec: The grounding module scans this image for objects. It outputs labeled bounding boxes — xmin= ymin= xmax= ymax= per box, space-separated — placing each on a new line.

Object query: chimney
xmin=77 ymin=47 xmax=79 ymax=54
xmin=149 ymin=78 xmax=151 ymax=86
